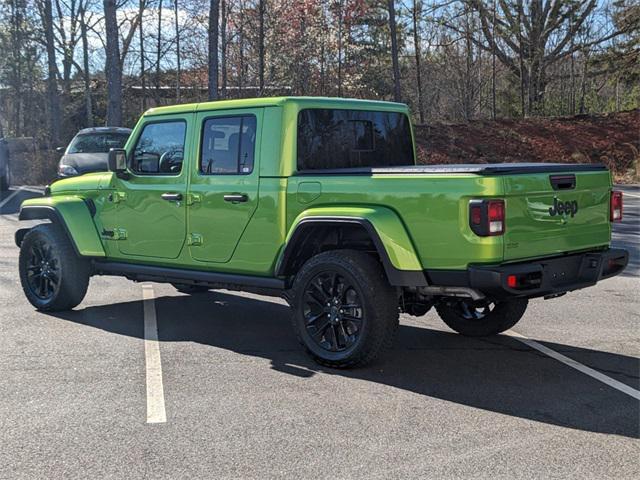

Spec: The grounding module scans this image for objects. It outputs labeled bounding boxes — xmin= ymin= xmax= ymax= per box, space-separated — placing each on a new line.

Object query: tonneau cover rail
xmin=296 ymin=163 xmax=607 ymax=176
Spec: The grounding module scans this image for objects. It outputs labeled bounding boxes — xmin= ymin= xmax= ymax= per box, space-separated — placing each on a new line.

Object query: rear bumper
xmin=426 ymin=248 xmax=629 ymax=300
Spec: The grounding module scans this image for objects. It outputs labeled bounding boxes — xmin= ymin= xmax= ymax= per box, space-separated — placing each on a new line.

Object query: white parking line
xmin=142 ymin=284 xmax=167 ymax=423
xmin=17 ymin=186 xmax=45 ymax=194
xmin=0 ymin=186 xmax=44 ymax=212
xmin=0 ymin=189 xmax=23 ymax=209
xmin=505 ymin=329 xmax=640 ymax=401
xmin=622 ymin=192 xmax=640 ymax=199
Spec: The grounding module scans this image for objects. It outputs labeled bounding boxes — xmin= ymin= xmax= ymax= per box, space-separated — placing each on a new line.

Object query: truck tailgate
xmin=503 ymin=170 xmax=611 ymax=261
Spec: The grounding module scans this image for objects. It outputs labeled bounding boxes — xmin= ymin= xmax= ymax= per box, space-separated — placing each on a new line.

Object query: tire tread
xmin=290 ymin=249 xmax=398 ymax=368
xmin=19 ymin=223 xmax=90 ymax=311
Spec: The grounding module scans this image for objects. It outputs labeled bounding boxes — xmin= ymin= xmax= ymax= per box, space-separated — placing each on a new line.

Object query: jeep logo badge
xmin=549 ymin=197 xmax=578 ymax=217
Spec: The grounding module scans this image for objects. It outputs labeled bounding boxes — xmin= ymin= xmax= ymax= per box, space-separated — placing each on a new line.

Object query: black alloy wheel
xmin=25 ymin=237 xmax=60 ymax=300
xmin=302 ymin=271 xmax=364 ymax=353
xmin=19 ymin=223 xmax=90 ymax=311
xmin=290 ymin=250 xmax=399 ymax=368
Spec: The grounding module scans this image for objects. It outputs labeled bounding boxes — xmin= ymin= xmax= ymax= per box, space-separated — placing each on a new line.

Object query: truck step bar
xmin=92 ymin=261 xmax=286 ymax=293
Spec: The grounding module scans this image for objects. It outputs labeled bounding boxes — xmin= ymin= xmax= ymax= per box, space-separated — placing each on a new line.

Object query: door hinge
xmin=101 ymin=228 xmax=128 ymax=240
xmin=108 ymin=191 xmax=127 ymax=203
xmin=188 ymin=233 xmax=203 ymax=246
xmin=185 ymin=193 xmax=202 ymax=206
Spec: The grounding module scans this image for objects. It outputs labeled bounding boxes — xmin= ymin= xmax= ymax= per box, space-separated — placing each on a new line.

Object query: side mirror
xmin=108 ymin=148 xmax=127 ymax=173
xmin=55 ymin=146 xmax=65 ymax=154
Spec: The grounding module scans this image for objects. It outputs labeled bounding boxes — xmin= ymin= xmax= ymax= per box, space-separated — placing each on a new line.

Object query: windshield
xmin=67 ymin=132 xmax=129 ymax=154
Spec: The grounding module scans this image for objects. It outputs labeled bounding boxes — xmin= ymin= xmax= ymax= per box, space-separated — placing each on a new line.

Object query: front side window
xmin=67 ymin=132 xmax=129 ymax=154
xmin=131 ymin=121 xmax=186 ymax=174
xmin=200 ymin=115 xmax=257 ymax=175
xmin=297 ymin=109 xmax=414 ymax=170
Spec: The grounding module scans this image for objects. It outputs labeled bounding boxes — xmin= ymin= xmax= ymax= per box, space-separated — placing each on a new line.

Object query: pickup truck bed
xmin=288 ymin=165 xmax=613 ymax=271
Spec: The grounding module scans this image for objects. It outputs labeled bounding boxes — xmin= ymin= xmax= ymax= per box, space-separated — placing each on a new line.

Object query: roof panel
xmin=143 ymin=96 xmax=409 ymax=117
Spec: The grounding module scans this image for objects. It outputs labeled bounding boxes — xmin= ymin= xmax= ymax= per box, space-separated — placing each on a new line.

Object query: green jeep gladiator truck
xmin=16 ymin=97 xmax=628 ymax=368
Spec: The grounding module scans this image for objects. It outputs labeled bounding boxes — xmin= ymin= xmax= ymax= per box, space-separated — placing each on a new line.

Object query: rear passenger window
xmin=200 ymin=116 xmax=257 ymax=174
xmin=297 ymin=109 xmax=414 ymax=170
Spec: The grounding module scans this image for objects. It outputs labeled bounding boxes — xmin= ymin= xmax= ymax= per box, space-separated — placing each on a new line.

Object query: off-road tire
xmin=290 ymin=249 xmax=399 ymax=369
xmin=172 ymin=283 xmax=210 ymax=294
xmin=19 ymin=223 xmax=90 ymax=311
xmin=436 ymin=298 xmax=528 ymax=336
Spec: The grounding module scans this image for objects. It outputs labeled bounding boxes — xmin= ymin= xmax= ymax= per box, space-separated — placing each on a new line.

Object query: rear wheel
xmin=436 ymin=298 xmax=528 ymax=336
xmin=290 ymin=250 xmax=398 ymax=369
xmin=19 ymin=223 xmax=90 ymax=311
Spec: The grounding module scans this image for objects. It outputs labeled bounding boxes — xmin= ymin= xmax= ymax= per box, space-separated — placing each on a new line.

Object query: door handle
xmin=161 ymin=192 xmax=183 ymax=202
xmin=223 ymin=193 xmax=248 ymax=203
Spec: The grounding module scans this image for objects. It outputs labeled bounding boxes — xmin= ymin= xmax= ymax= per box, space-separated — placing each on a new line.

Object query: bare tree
xmin=78 ymin=0 xmax=93 ymax=126
xmin=175 ymin=0 xmax=181 ymax=101
xmin=462 ymin=9 xmax=475 ymax=119
xmin=208 ymin=0 xmax=220 ymax=100
xmin=5 ymin=0 xmax=25 ymax=135
xmin=258 ymin=0 xmax=265 ymax=95
xmin=515 ymin=4 xmax=525 ymax=115
xmin=467 ymin=0 xmax=627 ymax=115
xmin=40 ymin=0 xmax=61 ymax=145
xmin=412 ymin=0 xmax=424 ymax=122
xmin=336 ymin=0 xmax=344 ymax=96
xmin=155 ymin=0 xmax=163 ymax=104
xmin=387 ymin=0 xmax=401 ymax=102
xmin=220 ymin=0 xmax=227 ymax=98
xmin=104 ymin=0 xmax=122 ymax=125
xmin=490 ymin=0 xmax=496 ymax=118
xmin=2 ymin=0 xmax=637 ymax=137
xmin=238 ymin=0 xmax=245 ymax=96
xmin=52 ymin=0 xmax=82 ymax=100
xmin=319 ymin=3 xmax=328 ymax=95
xmin=139 ymin=0 xmax=147 ymax=110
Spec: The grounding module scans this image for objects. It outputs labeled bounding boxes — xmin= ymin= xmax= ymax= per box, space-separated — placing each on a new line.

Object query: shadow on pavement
xmin=50 ymin=290 xmax=640 ymax=439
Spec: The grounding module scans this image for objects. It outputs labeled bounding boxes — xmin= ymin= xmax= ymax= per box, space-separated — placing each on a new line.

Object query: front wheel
xmin=436 ymin=298 xmax=528 ymax=337
xmin=290 ymin=250 xmax=399 ymax=369
xmin=19 ymin=224 xmax=90 ymax=311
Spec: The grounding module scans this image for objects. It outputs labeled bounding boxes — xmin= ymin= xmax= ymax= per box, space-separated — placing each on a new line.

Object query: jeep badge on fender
xmin=549 ymin=197 xmax=578 ymax=217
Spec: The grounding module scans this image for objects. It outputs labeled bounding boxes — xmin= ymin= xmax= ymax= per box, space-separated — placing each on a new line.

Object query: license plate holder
xmin=543 ymin=253 xmax=601 ymax=288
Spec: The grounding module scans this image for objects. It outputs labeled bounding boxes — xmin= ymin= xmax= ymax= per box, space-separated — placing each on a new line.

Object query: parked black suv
xmin=57 ymin=127 xmax=131 ymax=177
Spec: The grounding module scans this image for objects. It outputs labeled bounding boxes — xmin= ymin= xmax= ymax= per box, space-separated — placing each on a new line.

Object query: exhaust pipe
xmin=418 ymin=286 xmax=485 ymax=301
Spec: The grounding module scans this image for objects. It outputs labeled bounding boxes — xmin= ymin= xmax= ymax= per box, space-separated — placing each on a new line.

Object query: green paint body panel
xmin=19 ymin=97 xmax=614 ymax=282
xmin=285 ymin=174 xmax=506 ymax=269
xmin=21 ymin=196 xmax=106 ymax=257
xmin=502 ymin=170 xmax=612 ymax=261
xmin=284 ymin=206 xmax=422 ymax=271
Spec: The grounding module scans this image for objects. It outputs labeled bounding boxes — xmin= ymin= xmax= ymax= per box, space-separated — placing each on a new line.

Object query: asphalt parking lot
xmin=0 ymin=186 xmax=638 ymax=479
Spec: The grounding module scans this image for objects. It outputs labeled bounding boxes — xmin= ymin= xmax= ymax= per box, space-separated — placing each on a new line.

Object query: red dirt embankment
xmin=414 ymin=110 xmax=639 ymax=183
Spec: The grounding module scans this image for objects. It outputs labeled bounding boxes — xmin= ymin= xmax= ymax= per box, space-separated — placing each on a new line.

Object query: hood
xmin=59 ymin=152 xmax=109 ymax=174
xmin=50 ymin=172 xmax=116 ymax=194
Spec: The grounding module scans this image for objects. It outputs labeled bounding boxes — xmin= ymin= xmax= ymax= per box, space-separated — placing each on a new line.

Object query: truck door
xmin=114 ymin=114 xmax=193 ymax=259
xmin=188 ymin=108 xmax=262 ymax=263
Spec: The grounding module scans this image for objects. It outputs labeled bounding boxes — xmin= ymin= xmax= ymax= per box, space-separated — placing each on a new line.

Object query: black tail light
xmin=469 ymin=199 xmax=505 ymax=236
xmin=610 ymin=191 xmax=623 ymax=222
